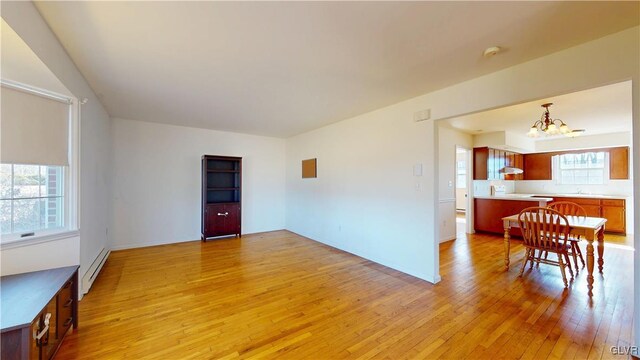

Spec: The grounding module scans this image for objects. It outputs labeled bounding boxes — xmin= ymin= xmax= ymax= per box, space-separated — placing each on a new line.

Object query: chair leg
xmin=519 ymin=248 xmax=530 ymax=277
xmin=571 ymin=243 xmax=579 ymax=273
xmin=536 ymin=250 xmax=545 ymax=268
xmin=576 ymin=243 xmax=586 ymax=268
xmin=558 ymin=255 xmax=568 ymax=288
xmin=530 ymin=249 xmax=536 ymax=269
xmin=564 ymin=252 xmax=574 ymax=280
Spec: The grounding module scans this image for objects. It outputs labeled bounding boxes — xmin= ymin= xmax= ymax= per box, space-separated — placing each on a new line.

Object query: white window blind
xmin=1 ymin=85 xmax=70 ymax=166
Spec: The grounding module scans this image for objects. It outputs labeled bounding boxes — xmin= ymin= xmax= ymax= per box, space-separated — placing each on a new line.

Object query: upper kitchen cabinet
xmin=473 ymin=147 xmax=489 ymax=180
xmin=521 ymin=147 xmax=629 ymax=181
xmin=609 ymin=147 xmax=629 ymax=180
xmin=474 ymin=146 xmax=629 ymax=181
xmin=473 ymin=147 xmax=523 ymax=180
xmin=523 ymin=152 xmax=553 ymax=180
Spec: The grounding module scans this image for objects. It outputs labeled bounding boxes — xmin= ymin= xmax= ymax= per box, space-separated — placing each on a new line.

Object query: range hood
xmin=499 ymin=167 xmax=524 ymax=175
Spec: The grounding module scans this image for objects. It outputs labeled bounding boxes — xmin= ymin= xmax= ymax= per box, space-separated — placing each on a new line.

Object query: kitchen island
xmin=474 ymin=195 xmax=553 ymax=235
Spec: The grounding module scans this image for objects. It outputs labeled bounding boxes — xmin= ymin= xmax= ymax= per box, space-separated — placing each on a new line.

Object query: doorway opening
xmin=455 ymin=146 xmax=471 ymax=238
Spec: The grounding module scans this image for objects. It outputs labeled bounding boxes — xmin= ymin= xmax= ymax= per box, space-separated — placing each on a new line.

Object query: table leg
xmin=586 ymin=238 xmax=595 ymax=297
xmin=597 ymin=227 xmax=605 ymax=274
xmin=504 ymin=227 xmax=511 ymax=270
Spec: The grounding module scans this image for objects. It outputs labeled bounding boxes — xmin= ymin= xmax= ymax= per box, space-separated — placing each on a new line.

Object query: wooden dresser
xmin=1 ymin=266 xmax=79 ymax=360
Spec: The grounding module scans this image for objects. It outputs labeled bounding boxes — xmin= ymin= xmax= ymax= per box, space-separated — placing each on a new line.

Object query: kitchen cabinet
xmin=609 ymin=147 xmax=629 ymax=180
xmin=523 ymin=152 xmax=553 ymax=180
xmin=601 ymin=199 xmax=626 ymax=233
xmin=474 ymin=198 xmax=549 ymax=235
xmin=550 ymin=196 xmax=626 ymax=234
xmin=473 ymin=147 xmax=488 ymax=180
xmin=473 ymin=147 xmax=523 ymax=181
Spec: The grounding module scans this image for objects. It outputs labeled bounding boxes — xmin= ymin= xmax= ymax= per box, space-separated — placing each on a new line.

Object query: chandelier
xmin=527 ymin=103 xmax=581 ymax=138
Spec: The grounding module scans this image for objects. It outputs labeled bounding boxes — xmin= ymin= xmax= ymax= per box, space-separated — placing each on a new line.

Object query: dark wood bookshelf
xmin=201 ymin=155 xmax=242 ymax=241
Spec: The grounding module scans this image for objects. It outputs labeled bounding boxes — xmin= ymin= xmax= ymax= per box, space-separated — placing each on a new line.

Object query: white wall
xmin=0 ymin=237 xmax=80 ymax=275
xmin=0 ymin=19 xmax=72 ymax=97
xmin=438 ymin=127 xmax=473 ymax=242
xmin=1 ymin=2 xmax=112 ymax=284
xmin=285 ymin=107 xmax=437 ymax=282
xmin=111 ymin=118 xmax=286 ymax=250
xmin=535 ymin=131 xmax=631 ymax=152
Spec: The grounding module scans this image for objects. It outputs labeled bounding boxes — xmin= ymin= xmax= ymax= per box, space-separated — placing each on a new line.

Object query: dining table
xmin=502 ymin=213 xmax=607 ymax=296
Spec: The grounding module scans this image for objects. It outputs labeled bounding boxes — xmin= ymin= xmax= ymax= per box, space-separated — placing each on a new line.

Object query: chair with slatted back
xmin=518 ymin=207 xmax=574 ymax=287
xmin=547 ymin=201 xmax=586 ymax=272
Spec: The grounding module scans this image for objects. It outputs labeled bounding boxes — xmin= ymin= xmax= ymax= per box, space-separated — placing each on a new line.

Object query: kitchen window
xmin=556 ymin=151 xmax=607 ymax=185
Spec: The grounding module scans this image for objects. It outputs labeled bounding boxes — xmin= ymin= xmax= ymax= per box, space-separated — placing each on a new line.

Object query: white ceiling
xmin=33 ymin=1 xmax=639 ymax=138
xmin=442 ymin=80 xmax=633 ymax=140
xmin=1 ymin=19 xmax=71 ymax=97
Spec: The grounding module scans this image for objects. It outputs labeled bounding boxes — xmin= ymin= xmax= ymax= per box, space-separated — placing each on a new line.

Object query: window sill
xmin=0 ymin=229 xmax=80 ymax=250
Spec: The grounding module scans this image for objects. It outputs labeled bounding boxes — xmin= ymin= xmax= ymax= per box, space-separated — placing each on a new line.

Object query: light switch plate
xmin=413 ymin=163 xmax=423 ymax=176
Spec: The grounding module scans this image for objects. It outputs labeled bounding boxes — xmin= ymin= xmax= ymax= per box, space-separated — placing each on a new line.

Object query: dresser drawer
xmin=57 ymin=281 xmax=74 ymax=337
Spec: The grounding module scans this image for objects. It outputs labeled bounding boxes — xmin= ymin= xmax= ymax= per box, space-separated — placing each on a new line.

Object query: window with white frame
xmin=456 ymin=160 xmax=466 ymax=188
xmin=556 ymin=151 xmax=607 ymax=185
xmin=1 ymin=164 xmax=65 ymax=235
xmin=1 ymin=82 xmax=77 ymax=243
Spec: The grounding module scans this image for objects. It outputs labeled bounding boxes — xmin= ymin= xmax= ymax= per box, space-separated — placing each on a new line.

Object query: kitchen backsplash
xmin=473 ymin=179 xmax=632 ymax=198
xmin=515 ymin=180 xmax=633 ymax=197
xmin=473 ymin=180 xmax=516 ymax=196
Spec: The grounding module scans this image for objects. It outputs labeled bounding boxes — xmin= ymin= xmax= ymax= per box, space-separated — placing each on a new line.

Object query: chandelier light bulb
xmin=527 ymin=127 xmax=539 ymax=138
xmin=559 ymin=124 xmax=570 ymax=134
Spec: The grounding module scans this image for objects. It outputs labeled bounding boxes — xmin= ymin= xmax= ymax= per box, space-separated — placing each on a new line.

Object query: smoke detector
xmin=483 ymin=46 xmax=501 ymax=57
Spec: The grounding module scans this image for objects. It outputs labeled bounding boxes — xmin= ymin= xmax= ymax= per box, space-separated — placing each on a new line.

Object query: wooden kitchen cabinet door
xmin=602 ymin=205 xmax=625 ymax=233
xmin=523 ymin=153 xmax=553 ymax=180
xmin=609 ymin=147 xmax=629 ymax=180
xmin=473 ymin=147 xmax=489 ymax=180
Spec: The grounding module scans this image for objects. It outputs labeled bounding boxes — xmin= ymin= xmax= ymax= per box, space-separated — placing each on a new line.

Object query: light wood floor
xmin=56 ymin=230 xmax=634 ymax=359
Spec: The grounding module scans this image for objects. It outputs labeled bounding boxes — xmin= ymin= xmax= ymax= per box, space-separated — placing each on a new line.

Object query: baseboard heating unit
xmin=82 ymin=247 xmax=110 ymax=294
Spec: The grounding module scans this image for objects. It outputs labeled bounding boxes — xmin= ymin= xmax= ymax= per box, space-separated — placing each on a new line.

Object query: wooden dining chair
xmin=518 ymin=207 xmax=574 ymax=287
xmin=547 ymin=201 xmax=587 ymax=271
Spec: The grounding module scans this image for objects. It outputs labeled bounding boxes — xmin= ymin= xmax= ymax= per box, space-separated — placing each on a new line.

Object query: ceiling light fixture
xmin=483 ymin=46 xmax=501 ymax=57
xmin=527 ymin=103 xmax=581 ymax=138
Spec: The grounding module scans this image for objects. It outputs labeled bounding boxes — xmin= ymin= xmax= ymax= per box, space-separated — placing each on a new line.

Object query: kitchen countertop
xmin=474 ymin=194 xmax=553 ymax=202
xmin=474 ymin=193 xmax=627 ymax=201
xmin=533 ymin=193 xmax=627 ymax=200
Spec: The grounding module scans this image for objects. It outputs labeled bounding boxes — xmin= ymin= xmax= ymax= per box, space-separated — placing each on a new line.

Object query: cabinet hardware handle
xmin=64 ymin=298 xmax=73 ymax=307
xmin=64 ymin=317 xmax=73 ymax=327
xmin=217 ymin=212 xmax=229 ymax=216
xmin=33 ymin=313 xmax=51 ymax=341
